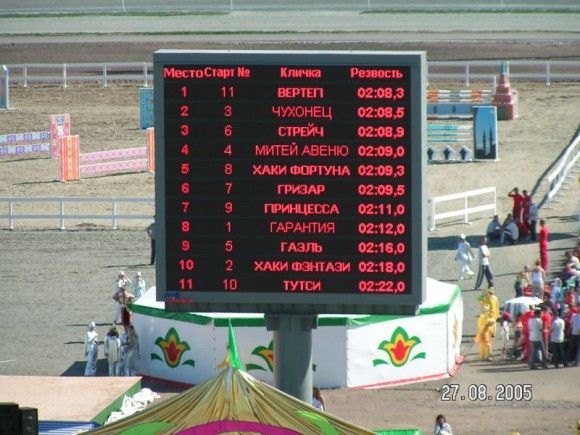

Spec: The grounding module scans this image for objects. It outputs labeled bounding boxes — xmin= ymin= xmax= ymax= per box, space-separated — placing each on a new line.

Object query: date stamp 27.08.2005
xmin=440 ymin=384 xmax=533 ymax=402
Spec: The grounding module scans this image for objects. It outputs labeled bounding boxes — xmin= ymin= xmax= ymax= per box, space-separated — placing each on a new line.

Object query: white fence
xmin=0 ymin=197 xmax=154 ymax=229
xmin=534 ymin=131 xmax=580 ymax=209
xmin=5 ymin=60 xmax=580 ymax=88
xmin=428 ymin=186 xmax=497 ymax=231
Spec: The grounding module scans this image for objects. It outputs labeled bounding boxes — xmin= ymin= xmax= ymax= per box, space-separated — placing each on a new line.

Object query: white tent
xmin=500 ymin=296 xmax=543 ymax=318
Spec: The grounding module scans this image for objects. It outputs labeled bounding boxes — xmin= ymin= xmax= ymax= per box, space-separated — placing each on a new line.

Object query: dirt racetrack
xmin=0 ymin=37 xmax=579 ymax=435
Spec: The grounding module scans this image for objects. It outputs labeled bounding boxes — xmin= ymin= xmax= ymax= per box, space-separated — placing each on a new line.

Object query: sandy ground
xmin=0 ymin=40 xmax=579 ymax=434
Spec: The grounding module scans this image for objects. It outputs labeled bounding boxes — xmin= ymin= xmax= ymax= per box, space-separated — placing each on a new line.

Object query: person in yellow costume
xmin=475 ymin=317 xmax=496 ymax=361
xmin=480 ymin=287 xmax=500 ymax=336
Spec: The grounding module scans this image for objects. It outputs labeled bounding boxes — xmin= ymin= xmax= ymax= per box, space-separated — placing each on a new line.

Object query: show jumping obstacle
xmin=0 ymin=114 xmax=70 ymax=158
xmin=58 ymin=127 xmax=154 ymax=182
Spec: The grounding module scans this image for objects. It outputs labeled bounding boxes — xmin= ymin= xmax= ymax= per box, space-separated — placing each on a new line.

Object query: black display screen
xmin=154 ymin=51 xmax=426 ymax=314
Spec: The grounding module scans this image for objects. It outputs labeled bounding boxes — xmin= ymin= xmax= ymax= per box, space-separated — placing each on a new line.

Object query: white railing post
xmin=23 ymin=64 xmax=28 ymax=88
xmin=545 ymin=62 xmax=551 ymax=86
xmin=103 ymin=64 xmax=108 ymax=87
xmin=492 ymin=75 xmax=497 ymax=89
xmin=112 ymin=199 xmax=118 ymax=229
xmin=63 ymin=64 xmax=67 ymax=88
xmin=143 ymin=63 xmax=148 ymax=87
xmin=60 ymin=199 xmax=66 ymax=230
xmin=9 ymin=200 xmax=14 ymax=230
xmin=429 ymin=199 xmax=436 ymax=231
xmin=464 ymin=64 xmax=470 ymax=87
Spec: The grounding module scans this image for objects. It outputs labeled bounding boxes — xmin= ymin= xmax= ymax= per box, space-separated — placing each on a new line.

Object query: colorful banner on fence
xmin=58 ymin=135 xmax=80 ymax=182
xmin=50 ymin=114 xmax=71 ymax=158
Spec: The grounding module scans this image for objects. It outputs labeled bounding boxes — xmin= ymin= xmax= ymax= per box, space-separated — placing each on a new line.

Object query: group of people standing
xmin=512 ymin=303 xmax=579 ymax=370
xmin=84 ymin=322 xmax=140 ymax=377
xmin=83 ymin=270 xmax=147 ymax=377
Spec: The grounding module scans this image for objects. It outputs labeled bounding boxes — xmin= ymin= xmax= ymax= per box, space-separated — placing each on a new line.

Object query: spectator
xmin=104 ymin=326 xmax=122 ymax=376
xmin=500 ymin=312 xmax=511 ymax=359
xmin=312 ymin=387 xmax=326 ymax=411
xmin=571 ymin=306 xmax=580 ymax=367
xmin=507 ymin=187 xmax=524 ymax=222
xmin=132 ymin=271 xmax=146 ymax=299
xmin=565 ymin=251 xmax=580 ymax=271
xmin=528 ymin=308 xmax=548 ymax=369
xmin=521 ymin=189 xmax=532 ymax=228
xmin=486 ymin=215 xmax=502 ymax=242
xmin=531 ymin=260 xmax=547 ymax=299
xmin=119 ymin=286 xmax=136 ymax=334
xmin=549 ymin=278 xmax=563 ymax=316
xmin=514 ymin=265 xmax=531 ymax=297
xmin=113 ymin=271 xmax=131 ymax=325
xmin=541 ymin=306 xmax=552 ymax=351
xmin=539 ymin=219 xmax=549 ymax=271
xmin=549 ymin=312 xmax=568 ymax=368
xmin=521 ymin=305 xmax=535 ymax=361
xmin=455 ymin=234 xmax=475 ymax=281
xmin=146 ymin=218 xmax=156 ymax=266
xmin=84 ymin=322 xmax=99 ymax=376
xmin=433 ymin=414 xmax=452 ymax=435
xmin=501 ymin=219 xmax=519 ymax=245
xmin=124 ymin=324 xmax=140 ymax=376
xmin=513 ymin=313 xmax=523 ymax=359
xmin=474 ymin=236 xmax=494 ymax=290
xmin=528 ymin=198 xmax=539 ymax=241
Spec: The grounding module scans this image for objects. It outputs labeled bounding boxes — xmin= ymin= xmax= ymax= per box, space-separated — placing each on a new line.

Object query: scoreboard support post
xmin=265 ymin=314 xmax=317 ymax=402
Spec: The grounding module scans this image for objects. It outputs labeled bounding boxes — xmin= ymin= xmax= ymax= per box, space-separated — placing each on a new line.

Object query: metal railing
xmin=4 ymin=60 xmax=580 ymax=88
xmin=6 ymin=62 xmax=151 ymax=88
xmin=0 ymin=197 xmax=154 ymax=229
xmin=2 ymin=0 xmax=579 ymax=13
xmin=532 ymin=130 xmax=580 ymax=209
xmin=428 ymin=186 xmax=497 ymax=231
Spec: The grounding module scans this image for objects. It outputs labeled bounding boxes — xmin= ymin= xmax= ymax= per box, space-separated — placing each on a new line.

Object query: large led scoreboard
xmin=154 ymin=50 xmax=426 ymax=315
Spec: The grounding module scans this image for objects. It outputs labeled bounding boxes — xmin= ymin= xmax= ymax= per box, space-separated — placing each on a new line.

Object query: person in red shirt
xmin=521 ymin=189 xmax=532 ymax=230
xmin=520 ymin=305 xmax=535 ymax=361
xmin=539 ymin=219 xmax=549 ymax=271
xmin=508 ymin=187 xmax=524 ymax=222
xmin=541 ymin=305 xmax=553 ymax=351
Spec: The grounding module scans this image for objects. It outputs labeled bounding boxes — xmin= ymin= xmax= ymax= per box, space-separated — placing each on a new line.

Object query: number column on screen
xmin=221 ymin=85 xmax=238 ymax=292
xmin=354 ymin=79 xmax=408 ymax=294
xmin=177 ymin=85 xmax=194 ymax=291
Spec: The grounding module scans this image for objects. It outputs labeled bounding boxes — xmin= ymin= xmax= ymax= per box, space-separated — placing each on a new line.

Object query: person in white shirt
xmin=500 ymin=312 xmax=511 ymax=359
xmin=433 ymin=414 xmax=452 ymax=435
xmin=528 ymin=308 xmax=548 ymax=369
xmin=312 ymin=386 xmax=326 ymax=412
xmin=474 ymin=236 xmax=494 ymax=290
xmin=104 ymin=327 xmax=122 ymax=376
xmin=84 ymin=322 xmax=99 ymax=376
xmin=502 ymin=220 xmax=519 ymax=244
xmin=455 ymin=234 xmax=475 ymax=281
xmin=132 ymin=271 xmax=146 ymax=299
xmin=486 ymin=215 xmax=502 ymax=243
xmin=549 ymin=313 xmax=568 ymax=368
